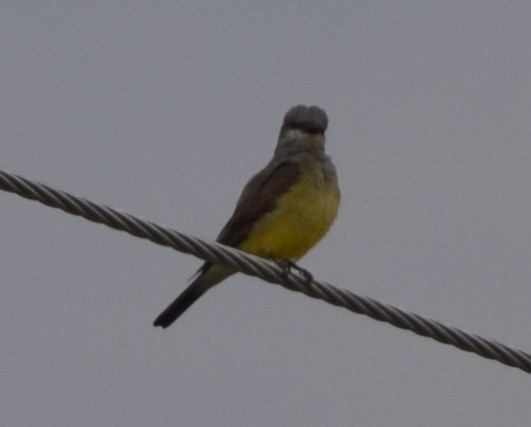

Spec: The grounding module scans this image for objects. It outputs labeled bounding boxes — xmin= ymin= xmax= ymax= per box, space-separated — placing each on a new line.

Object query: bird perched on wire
xmin=154 ymin=105 xmax=340 ymax=328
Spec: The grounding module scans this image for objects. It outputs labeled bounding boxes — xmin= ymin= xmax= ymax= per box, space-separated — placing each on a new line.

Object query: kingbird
xmin=154 ymin=105 xmax=340 ymax=328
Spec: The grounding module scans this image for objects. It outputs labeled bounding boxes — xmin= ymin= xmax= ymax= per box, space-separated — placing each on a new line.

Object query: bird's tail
xmin=153 ymin=264 xmax=234 ymax=328
xmin=153 ymin=280 xmax=208 ymax=328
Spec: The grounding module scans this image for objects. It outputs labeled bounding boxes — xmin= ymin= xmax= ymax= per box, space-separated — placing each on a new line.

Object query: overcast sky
xmin=2 ymin=2 xmax=531 ymax=426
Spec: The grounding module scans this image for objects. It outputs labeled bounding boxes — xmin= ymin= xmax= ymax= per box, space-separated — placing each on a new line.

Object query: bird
xmin=153 ymin=105 xmax=340 ymax=328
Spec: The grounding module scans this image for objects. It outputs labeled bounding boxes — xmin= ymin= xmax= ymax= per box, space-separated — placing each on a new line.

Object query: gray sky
xmin=2 ymin=1 xmax=531 ymax=426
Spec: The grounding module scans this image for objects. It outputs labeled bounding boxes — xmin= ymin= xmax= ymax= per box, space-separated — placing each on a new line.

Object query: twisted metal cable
xmin=1 ymin=168 xmax=531 ymax=375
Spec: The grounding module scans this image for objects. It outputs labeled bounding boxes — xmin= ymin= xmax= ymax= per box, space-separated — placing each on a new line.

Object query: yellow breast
xmin=239 ymin=163 xmax=340 ymax=261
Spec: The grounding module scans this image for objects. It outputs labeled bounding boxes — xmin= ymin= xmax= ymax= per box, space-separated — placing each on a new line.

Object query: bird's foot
xmin=274 ymin=260 xmax=313 ymax=284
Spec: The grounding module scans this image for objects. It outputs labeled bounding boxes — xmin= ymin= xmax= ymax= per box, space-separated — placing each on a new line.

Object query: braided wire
xmin=1 ymin=168 xmax=531 ymax=374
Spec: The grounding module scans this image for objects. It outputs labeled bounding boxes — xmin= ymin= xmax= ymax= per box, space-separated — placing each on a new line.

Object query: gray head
xmin=282 ymin=105 xmax=328 ymax=134
xmin=275 ymin=105 xmax=329 ymax=157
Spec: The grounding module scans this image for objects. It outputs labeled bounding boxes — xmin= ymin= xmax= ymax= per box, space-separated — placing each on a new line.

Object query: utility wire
xmin=1 ymin=168 xmax=531 ymax=374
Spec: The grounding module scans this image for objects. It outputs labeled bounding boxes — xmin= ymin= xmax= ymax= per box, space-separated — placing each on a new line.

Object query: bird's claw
xmin=275 ymin=260 xmax=313 ymax=285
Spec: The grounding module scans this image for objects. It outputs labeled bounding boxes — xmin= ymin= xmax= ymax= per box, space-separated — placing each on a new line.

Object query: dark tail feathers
xmin=153 ymin=282 xmax=208 ymax=328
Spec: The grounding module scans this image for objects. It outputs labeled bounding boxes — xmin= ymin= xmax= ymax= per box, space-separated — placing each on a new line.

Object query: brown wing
xmin=216 ymin=160 xmax=301 ymax=248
